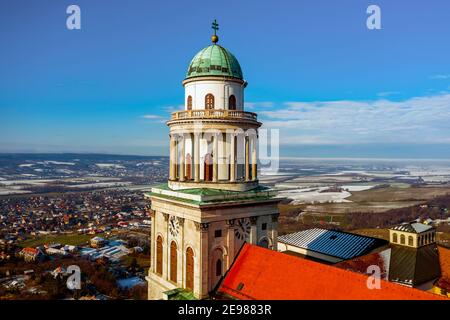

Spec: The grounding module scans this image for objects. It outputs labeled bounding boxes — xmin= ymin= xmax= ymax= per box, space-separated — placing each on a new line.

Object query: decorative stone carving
xmin=226 ymin=219 xmax=236 ymax=227
xmin=178 ymin=217 xmax=185 ymax=226
xmin=250 ymin=216 xmax=258 ymax=225
xmin=195 ymin=221 xmax=209 ymax=232
xmin=162 ymin=213 xmax=169 ymax=221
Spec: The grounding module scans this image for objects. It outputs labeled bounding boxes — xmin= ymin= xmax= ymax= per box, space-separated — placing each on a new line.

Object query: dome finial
xmin=211 ymin=19 xmax=219 ymax=44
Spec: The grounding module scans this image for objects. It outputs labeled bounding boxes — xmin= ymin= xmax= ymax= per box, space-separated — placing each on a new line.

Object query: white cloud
xmin=245 ymin=101 xmax=274 ymax=110
xmin=429 ymin=74 xmax=450 ymax=80
xmin=141 ymin=114 xmax=162 ymax=119
xmin=377 ymin=91 xmax=400 ymax=97
xmin=259 ymin=93 xmax=450 ymax=145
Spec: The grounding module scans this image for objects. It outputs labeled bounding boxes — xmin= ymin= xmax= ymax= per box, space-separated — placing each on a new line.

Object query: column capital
xmin=195 ymin=222 xmax=209 ymax=232
xmin=226 ymin=219 xmax=236 ymax=228
xmin=162 ymin=213 xmax=169 ymax=221
xmin=250 ymin=216 xmax=258 ymax=226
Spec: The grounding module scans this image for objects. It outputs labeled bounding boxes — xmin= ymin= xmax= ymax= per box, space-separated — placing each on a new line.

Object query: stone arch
xmin=258 ymin=236 xmax=271 ymax=249
xmin=393 ymin=233 xmax=398 ymax=243
xmin=205 ymin=93 xmax=215 ymax=109
xmin=204 ymin=153 xmax=213 ymax=181
xmin=156 ymin=235 xmax=163 ymax=275
xmin=170 ymin=241 xmax=178 ymax=283
xmin=408 ymin=235 xmax=414 ymax=246
xmin=186 ymin=153 xmax=192 ymax=180
xmin=229 ymin=95 xmax=236 ymax=110
xmin=210 ymin=246 xmax=227 ymax=290
xmin=185 ymin=247 xmax=195 ymax=291
xmin=187 ymin=95 xmax=192 ymax=110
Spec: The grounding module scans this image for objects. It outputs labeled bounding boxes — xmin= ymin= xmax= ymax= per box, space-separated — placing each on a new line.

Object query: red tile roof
xmin=218 ymin=244 xmax=444 ymax=300
xmin=437 ymin=246 xmax=450 ymax=291
xmin=21 ymin=247 xmax=39 ymax=255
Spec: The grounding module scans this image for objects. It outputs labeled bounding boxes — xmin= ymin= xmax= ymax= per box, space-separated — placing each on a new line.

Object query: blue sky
xmin=1 ymin=0 xmax=450 ymax=158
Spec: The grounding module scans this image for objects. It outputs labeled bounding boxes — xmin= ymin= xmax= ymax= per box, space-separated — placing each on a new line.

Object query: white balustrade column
xmin=251 ymin=135 xmax=257 ymax=181
xmin=179 ymin=135 xmax=185 ymax=181
xmin=213 ymin=133 xmax=219 ymax=182
xmin=230 ymin=133 xmax=236 ymax=182
xmin=194 ymin=133 xmax=200 ymax=182
xmin=245 ymin=135 xmax=250 ymax=181
xmin=169 ymin=134 xmax=176 ymax=180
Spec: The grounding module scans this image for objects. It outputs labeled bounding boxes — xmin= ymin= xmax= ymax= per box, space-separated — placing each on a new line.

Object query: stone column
xmin=179 ymin=135 xmax=185 ymax=182
xmin=249 ymin=216 xmax=258 ymax=245
xmin=271 ymin=214 xmax=279 ymax=251
xmin=230 ymin=133 xmax=236 ymax=182
xmin=213 ymin=133 xmax=218 ymax=182
xmin=194 ymin=133 xmax=200 ymax=182
xmin=196 ymin=222 xmax=209 ymax=298
xmin=163 ymin=213 xmax=169 ymax=280
xmin=226 ymin=219 xmax=236 ymax=269
xmin=251 ymin=135 xmax=257 ymax=181
xmin=178 ymin=217 xmax=185 ymax=287
xmin=149 ymin=210 xmax=156 ymax=274
xmin=245 ymin=135 xmax=250 ymax=181
xmin=169 ymin=134 xmax=176 ymax=180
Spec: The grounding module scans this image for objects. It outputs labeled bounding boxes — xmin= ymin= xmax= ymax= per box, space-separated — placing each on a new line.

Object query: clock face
xmin=235 ymin=218 xmax=251 ymax=241
xmin=169 ymin=216 xmax=179 ymax=237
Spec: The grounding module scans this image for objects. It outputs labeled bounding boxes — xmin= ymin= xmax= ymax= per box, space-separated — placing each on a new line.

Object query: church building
xmin=145 ymin=21 xmax=280 ymax=300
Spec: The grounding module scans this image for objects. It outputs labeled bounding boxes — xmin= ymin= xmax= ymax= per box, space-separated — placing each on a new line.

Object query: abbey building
xmin=145 ymin=22 xmax=280 ymax=300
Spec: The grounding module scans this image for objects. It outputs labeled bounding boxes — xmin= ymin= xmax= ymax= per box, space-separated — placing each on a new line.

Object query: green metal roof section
xmin=146 ymin=183 xmax=279 ymax=206
xmin=186 ymin=44 xmax=243 ymax=80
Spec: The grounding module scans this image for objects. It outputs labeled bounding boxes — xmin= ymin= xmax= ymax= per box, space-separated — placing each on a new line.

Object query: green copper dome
xmin=185 ymin=44 xmax=243 ymax=80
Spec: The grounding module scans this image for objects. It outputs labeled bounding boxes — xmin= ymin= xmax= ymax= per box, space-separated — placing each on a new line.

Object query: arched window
xmin=186 ymin=247 xmax=194 ymax=291
xmin=204 ymin=153 xmax=213 ymax=181
xmin=258 ymin=238 xmax=269 ymax=248
xmin=408 ymin=236 xmax=414 ymax=246
xmin=185 ymin=153 xmax=192 ymax=180
xmin=215 ymin=259 xmax=222 ymax=277
xmin=393 ymin=233 xmax=398 ymax=243
xmin=187 ymin=95 xmax=192 ymax=110
xmin=156 ymin=236 xmax=163 ymax=275
xmin=205 ymin=94 xmax=215 ymax=109
xmin=400 ymin=234 xmax=405 ymax=245
xmin=229 ymin=95 xmax=236 ymax=110
xmin=170 ymin=241 xmax=177 ymax=283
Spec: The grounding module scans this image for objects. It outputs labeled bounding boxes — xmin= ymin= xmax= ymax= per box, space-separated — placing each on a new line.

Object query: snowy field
xmin=95 ymin=163 xmax=125 ymax=169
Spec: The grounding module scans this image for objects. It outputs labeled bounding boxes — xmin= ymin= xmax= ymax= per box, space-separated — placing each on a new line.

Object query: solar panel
xmin=278 ymin=228 xmax=383 ymax=260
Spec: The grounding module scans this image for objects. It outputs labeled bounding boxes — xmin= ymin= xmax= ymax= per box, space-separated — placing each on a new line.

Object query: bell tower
xmin=146 ymin=21 xmax=280 ymax=300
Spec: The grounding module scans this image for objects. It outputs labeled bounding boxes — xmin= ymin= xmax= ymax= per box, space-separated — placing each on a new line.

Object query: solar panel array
xmin=278 ymin=228 xmax=379 ymax=260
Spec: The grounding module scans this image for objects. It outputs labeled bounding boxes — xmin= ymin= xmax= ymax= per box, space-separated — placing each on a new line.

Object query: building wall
xmin=147 ymin=196 xmax=279 ymax=299
xmin=389 ymin=229 xmax=436 ymax=248
xmin=184 ymin=80 xmax=244 ymax=110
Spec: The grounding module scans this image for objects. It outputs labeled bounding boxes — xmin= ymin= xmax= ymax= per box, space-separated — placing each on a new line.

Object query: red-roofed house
xmin=217 ymin=244 xmax=444 ymax=300
xmin=19 ymin=247 xmax=44 ymax=262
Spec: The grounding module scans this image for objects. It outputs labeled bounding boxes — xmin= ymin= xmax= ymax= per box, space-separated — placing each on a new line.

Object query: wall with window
xmin=389 ymin=229 xmax=436 ymax=248
xmin=184 ymin=80 xmax=244 ymax=110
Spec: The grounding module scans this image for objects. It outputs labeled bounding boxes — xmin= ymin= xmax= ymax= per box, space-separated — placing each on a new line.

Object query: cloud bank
xmin=258 ymin=93 xmax=450 ymax=145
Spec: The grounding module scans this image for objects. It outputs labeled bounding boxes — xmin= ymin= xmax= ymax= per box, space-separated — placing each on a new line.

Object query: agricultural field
xmin=18 ymin=233 xmax=94 ymax=248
